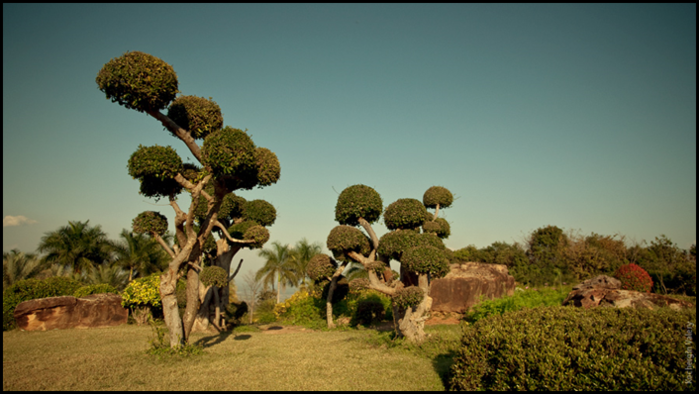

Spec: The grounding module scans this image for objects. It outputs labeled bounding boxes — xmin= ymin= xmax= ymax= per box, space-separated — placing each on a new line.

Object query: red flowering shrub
xmin=614 ymin=263 xmax=653 ymax=293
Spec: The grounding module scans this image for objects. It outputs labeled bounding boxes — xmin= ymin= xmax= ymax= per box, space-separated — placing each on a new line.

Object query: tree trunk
xmin=392 ymin=273 xmax=432 ymax=343
xmin=182 ymin=264 xmax=201 ymax=341
xmin=160 ymin=268 xmax=184 ymax=348
xmin=326 ymin=276 xmax=339 ymax=329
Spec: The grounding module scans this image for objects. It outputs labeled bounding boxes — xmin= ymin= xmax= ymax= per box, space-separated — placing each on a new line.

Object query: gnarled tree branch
xmin=146 ymin=110 xmax=202 ymax=162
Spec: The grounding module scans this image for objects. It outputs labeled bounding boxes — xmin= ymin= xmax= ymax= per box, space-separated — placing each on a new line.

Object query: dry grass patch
xmin=3 ymin=324 xmax=446 ymax=390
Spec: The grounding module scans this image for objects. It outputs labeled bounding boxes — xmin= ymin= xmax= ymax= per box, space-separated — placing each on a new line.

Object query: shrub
xmin=392 ymin=286 xmax=424 ymax=310
xmin=353 ymin=299 xmax=385 ymax=326
xmin=120 ymin=274 xmax=162 ymax=309
xmin=3 ymin=277 xmax=83 ymax=331
xmin=273 ymin=289 xmax=326 ymax=329
xmin=449 ymin=306 xmax=696 ymax=391
xmin=73 ymin=283 xmax=118 ymax=298
xmin=614 ymin=263 xmax=653 ymax=293
xmin=463 ymin=285 xmax=573 ymax=324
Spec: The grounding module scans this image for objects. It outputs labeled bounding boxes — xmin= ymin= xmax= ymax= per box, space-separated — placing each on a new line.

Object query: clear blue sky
xmin=3 ymin=4 xmax=696 ymax=294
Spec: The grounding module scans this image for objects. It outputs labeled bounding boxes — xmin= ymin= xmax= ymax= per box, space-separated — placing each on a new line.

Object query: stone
xmin=13 ymin=293 xmax=129 ymax=331
xmin=562 ymin=276 xmax=693 ymax=311
xmin=402 ymin=262 xmax=516 ymax=313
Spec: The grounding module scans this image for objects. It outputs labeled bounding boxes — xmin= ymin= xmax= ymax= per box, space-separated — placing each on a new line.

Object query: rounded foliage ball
xmin=423 ymin=186 xmax=453 ymax=209
xmin=200 ymin=266 xmax=228 ymax=288
xmin=335 ymin=184 xmax=383 ymax=226
xmin=383 ymin=198 xmax=430 ymax=230
xmin=166 ymin=95 xmax=223 ymax=139
xmin=307 ymin=254 xmax=337 ymax=282
xmin=422 ymin=218 xmax=451 ymax=239
xmin=96 ymin=51 xmax=178 ymax=113
xmin=128 ymin=145 xmax=184 ymax=198
xmin=401 ymin=246 xmax=451 ymax=278
xmin=243 ymin=200 xmax=276 ymax=227
xmin=326 ymin=225 xmax=372 ymax=262
xmin=201 ymin=126 xmax=256 ymax=177
xmin=614 ymin=263 xmax=654 ymax=293
xmin=243 ymin=225 xmax=270 ymax=249
xmin=392 ymin=286 xmax=425 ymax=310
xmin=132 ymin=211 xmax=168 ymax=236
xmin=254 ymin=148 xmax=281 ymax=187
xmin=378 ymin=229 xmax=444 ymax=262
xmin=217 ymin=193 xmax=247 ymax=222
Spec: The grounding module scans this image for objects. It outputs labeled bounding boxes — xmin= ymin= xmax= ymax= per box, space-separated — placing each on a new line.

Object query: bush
xmin=353 ymin=299 xmax=385 ymax=326
xmin=3 ymin=277 xmax=83 ymax=331
xmin=73 ymin=283 xmax=118 ymax=298
xmin=273 ymin=289 xmax=326 ymax=328
xmin=120 ymin=274 xmax=162 ymax=309
xmin=449 ymin=306 xmax=696 ymax=391
xmin=614 ymin=263 xmax=653 ymax=293
xmin=463 ymin=285 xmax=572 ymax=324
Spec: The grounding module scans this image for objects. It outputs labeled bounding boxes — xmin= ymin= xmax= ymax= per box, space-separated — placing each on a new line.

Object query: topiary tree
xmin=322 ymin=184 xmax=455 ymax=342
xmin=97 ymin=51 xmax=280 ymax=347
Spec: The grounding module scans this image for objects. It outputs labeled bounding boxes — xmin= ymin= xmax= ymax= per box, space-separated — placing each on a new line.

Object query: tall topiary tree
xmin=97 ymin=51 xmax=280 ymax=347
xmin=321 ymin=184 xmax=454 ymax=342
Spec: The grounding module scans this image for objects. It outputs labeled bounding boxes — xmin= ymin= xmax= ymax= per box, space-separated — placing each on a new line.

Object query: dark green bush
xmin=422 ymin=186 xmax=453 ymax=209
xmin=166 ymin=95 xmax=223 ymax=140
xmin=132 ymin=210 xmax=169 ymax=236
xmin=334 ymin=184 xmax=383 ymax=226
xmin=242 ymin=199 xmax=277 ymax=227
xmin=73 ymin=283 xmax=118 ymax=298
xmin=200 ymin=266 xmax=228 ymax=288
xmin=3 ymin=277 xmax=83 ymax=331
xmin=201 ymin=126 xmax=256 ymax=177
xmin=307 ymin=254 xmax=337 ymax=282
xmin=353 ymin=298 xmax=385 ymax=326
xmin=449 ymin=306 xmax=696 ymax=391
xmin=383 ymin=198 xmax=429 ymax=230
xmin=326 ymin=225 xmax=371 ymax=262
xmin=392 ymin=286 xmax=424 ymax=309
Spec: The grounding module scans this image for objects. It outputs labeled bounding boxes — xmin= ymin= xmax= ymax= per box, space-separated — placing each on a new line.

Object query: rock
xmin=13 ymin=293 xmax=128 ymax=331
xmin=562 ymin=276 xmax=693 ymax=311
xmin=402 ymin=262 xmax=516 ymax=313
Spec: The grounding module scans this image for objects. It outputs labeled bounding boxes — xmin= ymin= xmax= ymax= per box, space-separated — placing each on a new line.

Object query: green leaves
xmin=326 ymin=225 xmax=371 ymax=262
xmin=132 ymin=211 xmax=168 ymax=236
xmin=307 ymin=254 xmax=337 ymax=282
xmin=383 ymin=198 xmax=429 ymax=230
xmin=167 ymin=95 xmax=223 ymax=139
xmin=243 ymin=200 xmax=277 ymax=227
xmin=334 ymin=184 xmax=383 ymax=226
xmin=401 ymin=246 xmax=450 ymax=278
xmin=128 ymin=145 xmax=184 ymax=198
xmin=423 ymin=186 xmax=453 ymax=209
xmin=201 ymin=126 xmax=256 ymax=177
xmin=96 ymin=51 xmax=178 ymax=113
xmin=392 ymin=286 xmax=424 ymax=309
xmin=200 ymin=266 xmax=228 ymax=288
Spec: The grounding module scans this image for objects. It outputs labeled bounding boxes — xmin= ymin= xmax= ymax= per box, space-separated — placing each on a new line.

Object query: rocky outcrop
xmin=13 ymin=293 xmax=128 ymax=331
xmin=404 ymin=262 xmax=516 ymax=313
xmin=562 ymin=275 xmax=693 ymax=311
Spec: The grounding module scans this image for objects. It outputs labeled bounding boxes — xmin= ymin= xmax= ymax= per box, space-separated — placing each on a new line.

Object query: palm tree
xmin=256 ymin=241 xmax=298 ymax=304
xmin=84 ymin=264 xmax=130 ymax=290
xmin=113 ymin=229 xmax=170 ymax=281
xmin=290 ymin=238 xmax=323 ymax=288
xmin=38 ymin=220 xmax=114 ymax=275
xmin=3 ymin=249 xmax=46 ymax=290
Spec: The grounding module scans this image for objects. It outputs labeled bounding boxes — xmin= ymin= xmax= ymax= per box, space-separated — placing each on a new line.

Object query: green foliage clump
xmin=422 ymin=186 xmax=453 ymax=209
xmin=120 ymin=274 xmax=162 ymax=310
xmin=96 ymin=51 xmax=179 ymax=113
xmin=401 ymin=246 xmax=450 ymax=278
xmin=422 ymin=218 xmax=450 ymax=239
xmin=166 ymin=95 xmax=223 ymax=139
xmin=243 ymin=200 xmax=276 ymax=227
xmin=254 ymin=147 xmax=281 ymax=187
xmin=383 ymin=198 xmax=429 ymax=230
xmin=353 ymin=298 xmax=385 ymax=326
xmin=132 ymin=211 xmax=169 ymax=236
xmin=73 ymin=283 xmax=118 ymax=298
xmin=128 ymin=145 xmax=184 ymax=198
xmin=217 ymin=192 xmax=247 ymax=221
xmin=3 ymin=277 xmax=83 ymax=331
xmin=392 ymin=286 xmax=424 ymax=309
xmin=243 ymin=225 xmax=270 ymax=249
xmin=614 ymin=263 xmax=653 ymax=293
xmin=449 ymin=306 xmax=696 ymax=391
xmin=307 ymin=254 xmax=337 ymax=282
xmin=326 ymin=225 xmax=371 ymax=262
xmin=200 ymin=266 xmax=228 ymax=288
xmin=334 ymin=184 xmax=383 ymax=226
xmin=378 ymin=230 xmax=443 ymax=262
xmin=201 ymin=126 xmax=256 ymax=177
xmin=463 ymin=285 xmax=573 ymax=324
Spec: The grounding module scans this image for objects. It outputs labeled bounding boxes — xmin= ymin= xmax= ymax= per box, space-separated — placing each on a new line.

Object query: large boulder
xmin=13 ymin=293 xmax=128 ymax=331
xmin=562 ymin=275 xmax=693 ymax=311
xmin=403 ymin=262 xmax=515 ymax=313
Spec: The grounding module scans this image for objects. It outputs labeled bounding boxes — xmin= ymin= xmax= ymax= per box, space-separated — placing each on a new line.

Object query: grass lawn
xmin=3 ymin=323 xmax=460 ymax=391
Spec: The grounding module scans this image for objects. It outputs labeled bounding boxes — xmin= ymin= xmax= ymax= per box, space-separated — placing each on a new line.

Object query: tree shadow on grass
xmin=432 ymin=350 xmax=458 ymax=389
xmin=194 ymin=329 xmax=236 ymax=348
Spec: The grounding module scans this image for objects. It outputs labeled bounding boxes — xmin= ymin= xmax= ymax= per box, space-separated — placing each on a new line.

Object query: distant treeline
xmin=453 ymin=225 xmax=696 ymax=295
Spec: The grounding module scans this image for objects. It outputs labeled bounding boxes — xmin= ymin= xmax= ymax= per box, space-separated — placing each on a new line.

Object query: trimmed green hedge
xmin=449 ymin=305 xmax=696 ymax=391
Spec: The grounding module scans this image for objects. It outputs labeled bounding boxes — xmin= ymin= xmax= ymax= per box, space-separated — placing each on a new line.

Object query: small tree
xmin=317 ymin=184 xmax=454 ymax=342
xmin=96 ymin=51 xmax=280 ymax=347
